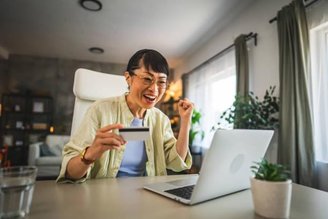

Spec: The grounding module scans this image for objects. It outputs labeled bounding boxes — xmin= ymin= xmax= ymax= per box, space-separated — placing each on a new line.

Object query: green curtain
xmin=234 ymin=34 xmax=249 ymax=129
xmin=234 ymin=34 xmax=249 ymax=96
xmin=277 ymin=0 xmax=315 ymax=186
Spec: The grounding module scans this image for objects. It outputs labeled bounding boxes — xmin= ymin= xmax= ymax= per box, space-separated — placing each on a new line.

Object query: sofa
xmin=28 ymin=135 xmax=70 ymax=179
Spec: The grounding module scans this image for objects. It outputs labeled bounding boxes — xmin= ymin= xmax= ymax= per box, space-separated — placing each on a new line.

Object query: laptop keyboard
xmin=164 ymin=185 xmax=195 ymax=200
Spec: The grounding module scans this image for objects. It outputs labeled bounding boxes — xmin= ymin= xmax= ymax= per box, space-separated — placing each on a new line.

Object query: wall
xmin=176 ymin=0 xmax=291 ymax=97
xmin=4 ymin=55 xmax=126 ymax=134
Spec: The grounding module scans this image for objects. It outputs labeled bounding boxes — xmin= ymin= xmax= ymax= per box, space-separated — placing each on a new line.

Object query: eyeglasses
xmin=131 ymin=73 xmax=167 ymax=89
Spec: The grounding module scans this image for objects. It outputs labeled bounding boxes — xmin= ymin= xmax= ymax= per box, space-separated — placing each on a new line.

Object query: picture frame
xmin=15 ymin=140 xmax=24 ymax=146
xmin=14 ymin=104 xmax=21 ymax=112
xmin=16 ymin=121 xmax=24 ymax=129
xmin=3 ymin=135 xmax=13 ymax=146
xmin=33 ymin=102 xmax=44 ymax=113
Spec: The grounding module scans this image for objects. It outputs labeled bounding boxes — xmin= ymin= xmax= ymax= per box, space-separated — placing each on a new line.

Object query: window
xmin=186 ymin=49 xmax=236 ymax=148
xmin=310 ymin=22 xmax=328 ymax=162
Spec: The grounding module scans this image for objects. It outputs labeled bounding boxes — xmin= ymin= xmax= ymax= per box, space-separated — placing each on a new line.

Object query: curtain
xmin=308 ymin=0 xmax=328 ymax=163
xmin=234 ymin=34 xmax=250 ymax=129
xmin=181 ymin=73 xmax=189 ymax=98
xmin=277 ymin=0 xmax=315 ymax=186
xmin=307 ymin=0 xmax=328 ymax=191
xmin=234 ymin=34 xmax=249 ymax=96
xmin=185 ymin=49 xmax=236 ymax=149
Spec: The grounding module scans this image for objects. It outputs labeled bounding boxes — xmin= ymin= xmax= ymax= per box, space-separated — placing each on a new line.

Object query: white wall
xmin=176 ymin=0 xmax=291 ymax=97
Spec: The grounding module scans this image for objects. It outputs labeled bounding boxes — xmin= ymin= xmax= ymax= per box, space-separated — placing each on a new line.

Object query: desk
xmin=28 ymin=175 xmax=328 ymax=219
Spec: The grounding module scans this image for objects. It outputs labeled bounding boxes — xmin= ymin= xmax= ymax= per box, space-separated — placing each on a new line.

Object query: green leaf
xmin=251 ymin=158 xmax=290 ymax=181
xmin=217 ymin=86 xmax=279 ymax=129
xmin=189 ymin=109 xmax=205 ymax=145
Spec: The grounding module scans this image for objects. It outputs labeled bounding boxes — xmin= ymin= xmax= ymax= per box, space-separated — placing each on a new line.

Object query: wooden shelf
xmin=1 ymin=93 xmax=53 ymax=166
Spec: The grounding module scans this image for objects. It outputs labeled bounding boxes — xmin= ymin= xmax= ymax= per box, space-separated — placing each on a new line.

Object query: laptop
xmin=143 ymin=129 xmax=274 ymax=205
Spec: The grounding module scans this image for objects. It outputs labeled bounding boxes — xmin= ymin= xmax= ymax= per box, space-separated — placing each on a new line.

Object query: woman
xmin=57 ymin=49 xmax=193 ymax=182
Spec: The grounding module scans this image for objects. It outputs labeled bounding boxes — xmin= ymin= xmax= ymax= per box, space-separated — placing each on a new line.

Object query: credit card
xmin=119 ymin=127 xmax=150 ymax=141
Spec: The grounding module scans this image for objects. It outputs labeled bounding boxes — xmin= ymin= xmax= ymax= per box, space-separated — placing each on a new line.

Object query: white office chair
xmin=71 ymin=68 xmax=127 ymax=135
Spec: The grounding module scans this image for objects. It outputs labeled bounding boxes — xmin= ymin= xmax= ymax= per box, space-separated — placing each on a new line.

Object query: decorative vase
xmin=250 ymin=177 xmax=292 ymax=218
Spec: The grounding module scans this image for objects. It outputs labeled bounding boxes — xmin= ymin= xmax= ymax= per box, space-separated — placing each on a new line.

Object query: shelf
xmin=1 ymin=93 xmax=53 ymax=166
xmin=30 ymin=129 xmax=49 ymax=132
xmin=2 ymin=128 xmax=26 ymax=132
xmin=2 ymin=111 xmax=26 ymax=115
xmin=30 ymin=112 xmax=52 ymax=115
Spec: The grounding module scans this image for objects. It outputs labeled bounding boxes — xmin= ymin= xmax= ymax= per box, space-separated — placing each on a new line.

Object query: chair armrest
xmin=28 ymin=142 xmax=43 ymax=165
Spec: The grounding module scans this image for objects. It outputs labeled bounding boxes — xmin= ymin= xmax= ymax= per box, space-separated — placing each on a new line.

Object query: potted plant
xmin=250 ymin=159 xmax=292 ymax=219
xmin=189 ymin=109 xmax=205 ymax=154
xmin=215 ymin=86 xmax=279 ymax=130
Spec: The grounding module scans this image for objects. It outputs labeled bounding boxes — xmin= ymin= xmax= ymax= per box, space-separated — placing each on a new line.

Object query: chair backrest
xmin=71 ymin=68 xmax=127 ymax=136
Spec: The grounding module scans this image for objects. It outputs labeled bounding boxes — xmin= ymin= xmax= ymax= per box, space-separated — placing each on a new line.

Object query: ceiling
xmin=0 ymin=0 xmax=254 ymax=67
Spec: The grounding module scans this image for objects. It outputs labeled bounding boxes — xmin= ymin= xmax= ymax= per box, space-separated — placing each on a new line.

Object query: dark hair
xmin=126 ymin=49 xmax=169 ymax=76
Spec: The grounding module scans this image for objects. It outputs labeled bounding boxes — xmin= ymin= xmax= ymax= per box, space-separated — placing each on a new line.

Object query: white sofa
xmin=28 ymin=135 xmax=70 ymax=179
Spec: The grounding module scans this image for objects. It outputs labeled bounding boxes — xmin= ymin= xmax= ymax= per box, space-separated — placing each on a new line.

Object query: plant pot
xmin=250 ymin=177 xmax=292 ymax=218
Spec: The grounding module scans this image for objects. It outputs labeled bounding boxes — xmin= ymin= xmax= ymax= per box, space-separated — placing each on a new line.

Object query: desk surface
xmin=28 ymin=175 xmax=328 ymax=219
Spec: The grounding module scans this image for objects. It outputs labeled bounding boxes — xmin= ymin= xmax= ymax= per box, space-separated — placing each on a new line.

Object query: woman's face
xmin=126 ymin=65 xmax=167 ymax=109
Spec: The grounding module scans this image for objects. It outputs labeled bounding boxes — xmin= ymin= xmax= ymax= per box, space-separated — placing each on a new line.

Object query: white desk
xmin=28 ymin=175 xmax=328 ymax=219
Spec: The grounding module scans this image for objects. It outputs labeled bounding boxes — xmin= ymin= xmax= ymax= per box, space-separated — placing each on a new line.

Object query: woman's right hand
xmin=66 ymin=123 xmax=126 ymax=180
xmin=84 ymin=124 xmax=126 ymax=161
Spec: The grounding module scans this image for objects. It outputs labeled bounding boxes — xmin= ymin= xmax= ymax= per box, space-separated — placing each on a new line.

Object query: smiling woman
xmin=57 ymin=49 xmax=194 ymax=183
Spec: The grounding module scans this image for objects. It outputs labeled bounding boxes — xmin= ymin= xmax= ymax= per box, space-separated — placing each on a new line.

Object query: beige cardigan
xmin=57 ymin=94 xmax=192 ymax=183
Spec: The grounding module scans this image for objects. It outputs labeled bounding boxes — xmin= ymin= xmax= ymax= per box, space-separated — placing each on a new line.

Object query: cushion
xmin=39 ymin=143 xmax=56 ymax=157
xmin=48 ymin=144 xmax=63 ymax=157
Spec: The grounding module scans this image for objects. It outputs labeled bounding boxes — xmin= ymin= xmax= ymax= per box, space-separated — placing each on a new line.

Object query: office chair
xmin=71 ymin=68 xmax=127 ymax=135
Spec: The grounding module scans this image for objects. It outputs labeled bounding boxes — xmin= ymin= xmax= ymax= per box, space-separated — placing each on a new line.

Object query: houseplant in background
xmin=216 ymin=86 xmax=279 ymax=130
xmin=250 ymin=158 xmax=292 ymax=218
xmin=189 ymin=109 xmax=205 ymax=154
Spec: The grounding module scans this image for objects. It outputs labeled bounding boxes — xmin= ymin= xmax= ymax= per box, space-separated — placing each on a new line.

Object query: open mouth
xmin=143 ymin=94 xmax=156 ymax=103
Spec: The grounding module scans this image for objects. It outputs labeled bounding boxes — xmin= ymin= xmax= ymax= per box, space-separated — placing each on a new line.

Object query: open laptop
xmin=143 ymin=129 xmax=274 ymax=205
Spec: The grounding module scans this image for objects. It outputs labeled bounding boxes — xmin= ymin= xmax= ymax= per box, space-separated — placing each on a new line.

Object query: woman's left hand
xmin=178 ymin=98 xmax=194 ymax=123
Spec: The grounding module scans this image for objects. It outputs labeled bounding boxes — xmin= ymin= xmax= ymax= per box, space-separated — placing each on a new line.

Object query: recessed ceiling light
xmin=80 ymin=0 xmax=102 ymax=11
xmin=89 ymin=47 xmax=104 ymax=54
